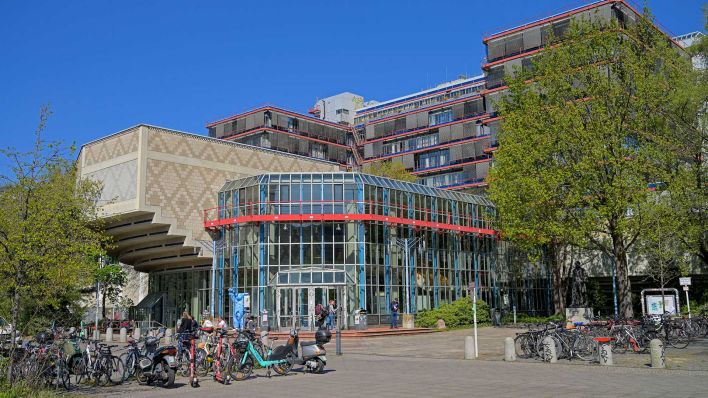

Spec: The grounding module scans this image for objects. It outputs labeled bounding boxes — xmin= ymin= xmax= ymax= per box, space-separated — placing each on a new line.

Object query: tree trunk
xmin=549 ymin=243 xmax=567 ymax=315
xmin=102 ymin=288 xmax=107 ymax=320
xmin=612 ymin=234 xmax=634 ymax=318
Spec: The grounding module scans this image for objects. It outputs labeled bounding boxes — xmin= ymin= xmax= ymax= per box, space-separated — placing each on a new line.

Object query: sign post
xmin=469 ymin=282 xmax=478 ymax=358
xmin=680 ymin=277 xmax=692 ymax=319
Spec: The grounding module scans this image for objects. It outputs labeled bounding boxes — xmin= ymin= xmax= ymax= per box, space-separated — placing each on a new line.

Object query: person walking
xmin=390 ymin=298 xmax=399 ymax=329
xmin=326 ymin=299 xmax=337 ymax=330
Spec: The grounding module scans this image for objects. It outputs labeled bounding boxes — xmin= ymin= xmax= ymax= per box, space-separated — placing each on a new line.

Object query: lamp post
xmin=391 ymin=236 xmax=424 ymax=315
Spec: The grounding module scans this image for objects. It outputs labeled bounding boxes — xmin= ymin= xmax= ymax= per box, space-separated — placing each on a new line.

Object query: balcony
xmin=412 ymin=154 xmax=493 ymax=175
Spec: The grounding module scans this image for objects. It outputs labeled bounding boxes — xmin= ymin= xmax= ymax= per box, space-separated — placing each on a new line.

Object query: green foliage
xmin=415 ymin=297 xmax=491 ymax=328
xmin=488 ymin=11 xmax=705 ymax=318
xmin=96 ymin=263 xmax=130 ymax=318
xmin=364 ymin=160 xmax=417 ymax=183
xmin=0 ymin=105 xmax=110 ymax=341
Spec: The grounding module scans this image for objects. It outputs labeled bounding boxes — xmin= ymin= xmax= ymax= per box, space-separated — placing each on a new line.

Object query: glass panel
xmin=323 ymin=272 xmax=334 ymax=283
xmin=313 ymin=272 xmax=323 ymax=284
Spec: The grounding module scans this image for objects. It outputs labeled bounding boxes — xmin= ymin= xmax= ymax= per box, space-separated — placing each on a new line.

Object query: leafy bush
xmin=415 ymin=297 xmax=491 ymax=328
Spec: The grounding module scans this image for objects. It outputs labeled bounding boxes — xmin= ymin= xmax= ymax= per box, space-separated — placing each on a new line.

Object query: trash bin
xmin=353 ymin=309 xmax=367 ymax=330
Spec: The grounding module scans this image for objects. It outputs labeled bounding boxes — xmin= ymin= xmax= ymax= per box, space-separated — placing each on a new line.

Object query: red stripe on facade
xmin=206 ymin=106 xmax=353 ymax=131
xmin=221 ymin=127 xmax=351 ymax=150
xmin=362 ymin=134 xmax=493 ymax=164
xmin=363 ymin=114 xmax=489 ymax=146
xmin=361 ymin=95 xmax=483 ymax=126
xmin=356 ymin=81 xmax=484 ymax=117
xmin=483 ymin=1 xmax=614 ymax=43
xmin=411 ymin=157 xmax=493 ymax=175
xmin=204 ymin=213 xmax=497 ymax=236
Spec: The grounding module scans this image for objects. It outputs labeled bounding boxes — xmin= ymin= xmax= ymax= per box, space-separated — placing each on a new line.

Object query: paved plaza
xmin=73 ymin=327 xmax=708 ymax=398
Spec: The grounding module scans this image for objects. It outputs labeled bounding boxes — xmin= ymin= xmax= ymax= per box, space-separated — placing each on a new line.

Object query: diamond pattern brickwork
xmin=84 ymin=128 xmax=139 ymax=166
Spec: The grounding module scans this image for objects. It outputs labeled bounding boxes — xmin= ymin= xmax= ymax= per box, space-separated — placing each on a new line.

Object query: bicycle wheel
xmin=514 ymin=334 xmax=532 ymax=359
xmin=668 ymin=328 xmax=690 ymax=349
xmin=178 ymin=350 xmax=192 ymax=377
xmin=108 ymin=356 xmax=125 ymax=385
xmin=120 ymin=352 xmax=137 ymax=380
xmin=72 ymin=355 xmax=87 ymax=385
xmin=229 ymin=352 xmax=253 ymax=381
xmin=195 ymin=349 xmax=210 ymax=377
xmin=56 ymin=358 xmax=72 ymax=390
xmin=272 ymin=351 xmax=294 ymax=376
xmin=572 ymin=334 xmax=596 ymax=361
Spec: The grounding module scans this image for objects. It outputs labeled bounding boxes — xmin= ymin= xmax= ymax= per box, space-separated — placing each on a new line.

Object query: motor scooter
xmin=287 ymin=328 xmax=330 ymax=373
xmin=135 ymin=327 xmax=178 ymax=387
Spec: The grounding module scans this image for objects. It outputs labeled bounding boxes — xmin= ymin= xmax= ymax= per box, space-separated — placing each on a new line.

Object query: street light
xmin=391 ymin=236 xmax=424 ymax=315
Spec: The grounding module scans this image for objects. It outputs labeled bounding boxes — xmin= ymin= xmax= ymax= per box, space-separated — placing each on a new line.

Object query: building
xmin=309 ymin=92 xmax=365 ymax=126
xmin=79 ymin=124 xmax=340 ymax=325
xmin=353 ymin=76 xmax=492 ymax=192
xmin=201 ymin=172 xmax=498 ymax=329
xmin=207 ymin=106 xmax=359 ymax=167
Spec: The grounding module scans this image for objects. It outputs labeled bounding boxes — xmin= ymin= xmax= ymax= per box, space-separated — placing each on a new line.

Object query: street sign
xmin=679 ymin=277 xmax=692 ymax=286
xmin=683 ymin=285 xmax=690 ymax=291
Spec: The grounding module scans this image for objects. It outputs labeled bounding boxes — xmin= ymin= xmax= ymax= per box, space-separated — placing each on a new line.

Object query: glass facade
xmin=201 ymin=172 xmax=502 ymax=328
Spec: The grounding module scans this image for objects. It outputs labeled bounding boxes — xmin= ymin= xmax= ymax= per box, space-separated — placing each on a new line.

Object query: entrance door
xmin=276 ymin=285 xmax=348 ymax=331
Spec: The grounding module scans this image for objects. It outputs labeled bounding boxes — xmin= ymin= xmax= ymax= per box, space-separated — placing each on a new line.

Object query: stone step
xmin=267 ymin=327 xmax=437 ymax=340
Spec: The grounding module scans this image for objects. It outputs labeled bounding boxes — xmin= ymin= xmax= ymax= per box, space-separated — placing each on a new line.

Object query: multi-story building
xmin=353 ymin=76 xmax=494 ymax=193
xmin=207 ymin=106 xmax=358 ymax=167
xmin=480 ymin=0 xmax=684 ymax=139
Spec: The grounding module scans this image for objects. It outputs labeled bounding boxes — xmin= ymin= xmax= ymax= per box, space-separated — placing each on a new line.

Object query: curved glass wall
xmin=204 ymin=172 xmax=503 ymax=328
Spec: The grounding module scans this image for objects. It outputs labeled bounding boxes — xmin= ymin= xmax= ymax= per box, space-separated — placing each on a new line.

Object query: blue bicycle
xmin=229 ymin=331 xmax=293 ymax=380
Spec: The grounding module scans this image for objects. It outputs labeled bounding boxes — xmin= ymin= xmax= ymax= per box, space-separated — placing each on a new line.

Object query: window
xmin=288 ymin=117 xmax=298 ymax=132
xmin=264 ymin=111 xmax=272 ymax=128
xmin=429 ymin=109 xmax=453 ymax=126
xmin=310 ymin=143 xmax=326 ymax=159
xmin=416 ymin=149 xmax=449 ymax=170
xmin=336 ymin=108 xmax=349 ymax=115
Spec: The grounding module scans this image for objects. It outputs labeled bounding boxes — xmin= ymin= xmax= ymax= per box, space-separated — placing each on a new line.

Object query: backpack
xmin=315 ymin=304 xmax=322 ymax=316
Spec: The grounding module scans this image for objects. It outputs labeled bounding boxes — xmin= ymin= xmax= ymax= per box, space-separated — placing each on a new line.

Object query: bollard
xmin=93 ymin=329 xmax=100 ymax=341
xmin=335 ymin=327 xmax=342 ymax=356
xmin=165 ymin=328 xmax=173 ymax=344
xmin=133 ymin=327 xmax=142 ymax=341
xmin=119 ymin=327 xmax=127 ymax=343
xmin=599 ymin=344 xmax=613 ymax=366
xmin=465 ymin=336 xmax=477 ymax=359
xmin=650 ymin=339 xmax=665 ymax=369
xmin=504 ymin=337 xmax=516 ymax=361
xmin=542 ymin=336 xmax=557 ymax=363
xmin=105 ymin=327 xmax=113 ymax=342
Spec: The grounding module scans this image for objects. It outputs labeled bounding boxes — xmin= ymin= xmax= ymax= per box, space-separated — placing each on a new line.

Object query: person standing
xmin=390 ymin=299 xmax=399 ymax=329
xmin=326 ymin=299 xmax=337 ymax=330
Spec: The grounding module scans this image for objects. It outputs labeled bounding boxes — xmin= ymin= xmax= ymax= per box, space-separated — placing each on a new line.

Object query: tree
xmin=364 ymin=160 xmax=418 ymax=182
xmin=0 ymin=106 xmax=109 ymax=377
xmin=95 ymin=263 xmax=130 ymax=319
xmin=489 ymin=11 xmax=703 ymax=318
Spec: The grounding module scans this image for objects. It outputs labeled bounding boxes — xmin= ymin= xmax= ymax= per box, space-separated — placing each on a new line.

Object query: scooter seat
xmin=301 ymin=341 xmax=318 ymax=346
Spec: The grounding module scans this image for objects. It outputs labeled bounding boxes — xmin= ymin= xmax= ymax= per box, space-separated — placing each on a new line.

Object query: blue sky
xmin=0 ymin=0 xmax=704 ymax=168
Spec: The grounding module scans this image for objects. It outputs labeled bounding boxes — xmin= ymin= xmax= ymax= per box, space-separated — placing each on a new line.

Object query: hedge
xmin=415 ymin=296 xmax=491 ymax=328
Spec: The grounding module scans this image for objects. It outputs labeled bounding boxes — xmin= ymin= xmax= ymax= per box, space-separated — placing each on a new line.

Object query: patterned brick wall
xmin=143 ymin=126 xmax=339 ymax=244
xmin=83 ymin=128 xmax=139 ymax=166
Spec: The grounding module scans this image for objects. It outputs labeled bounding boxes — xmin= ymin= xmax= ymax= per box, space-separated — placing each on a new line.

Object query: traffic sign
xmin=683 ymin=285 xmax=689 ymax=291
xmin=679 ymin=277 xmax=692 ymax=286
